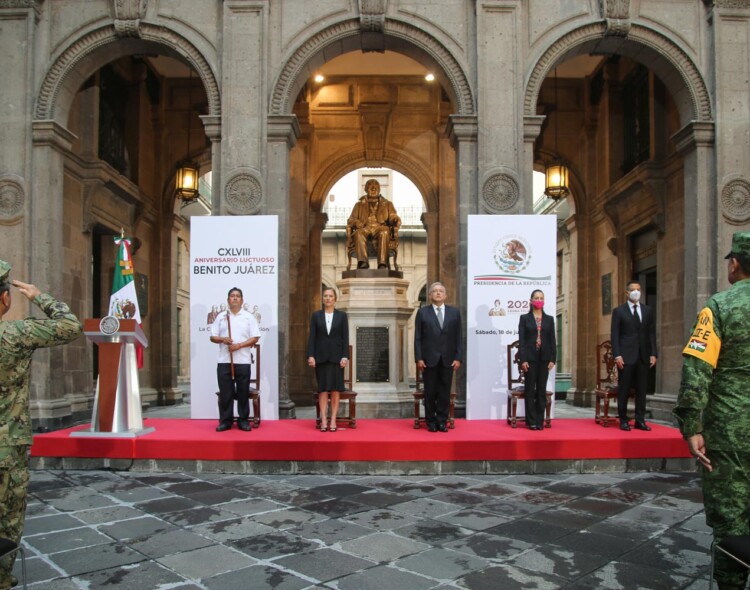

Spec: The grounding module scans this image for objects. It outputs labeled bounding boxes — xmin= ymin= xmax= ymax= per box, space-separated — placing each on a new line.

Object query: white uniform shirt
xmin=211 ymin=309 xmax=261 ymax=364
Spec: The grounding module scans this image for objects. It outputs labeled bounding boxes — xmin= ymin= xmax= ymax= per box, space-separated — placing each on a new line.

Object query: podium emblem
xmin=99 ymin=315 xmax=120 ymax=336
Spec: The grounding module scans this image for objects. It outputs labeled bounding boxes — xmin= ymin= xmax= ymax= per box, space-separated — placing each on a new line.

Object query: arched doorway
xmin=29 ymin=28 xmax=218 ymax=426
xmin=271 ymin=38 xmax=473 ymax=405
xmin=525 ymin=25 xmax=714 ymax=418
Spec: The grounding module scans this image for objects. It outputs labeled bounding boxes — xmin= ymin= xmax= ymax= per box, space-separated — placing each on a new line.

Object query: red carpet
xmin=31 ymin=419 xmax=691 ymax=462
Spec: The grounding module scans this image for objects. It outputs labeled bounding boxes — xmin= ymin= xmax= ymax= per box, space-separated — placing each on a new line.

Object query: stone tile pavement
xmin=16 ymin=468 xmax=714 ymax=589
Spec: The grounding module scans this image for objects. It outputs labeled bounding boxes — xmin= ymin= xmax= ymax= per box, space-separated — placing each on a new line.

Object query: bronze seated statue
xmin=345 ymin=179 xmax=401 ymax=271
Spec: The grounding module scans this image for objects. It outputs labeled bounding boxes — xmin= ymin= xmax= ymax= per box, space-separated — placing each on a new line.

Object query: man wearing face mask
xmin=610 ymin=280 xmax=657 ymax=431
xmin=674 ymin=231 xmax=750 ymax=590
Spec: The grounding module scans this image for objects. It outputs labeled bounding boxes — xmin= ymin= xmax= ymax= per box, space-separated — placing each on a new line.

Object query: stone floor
xmin=16 ymin=401 xmax=719 ymax=589
xmin=17 ymin=467 xmax=714 ymax=589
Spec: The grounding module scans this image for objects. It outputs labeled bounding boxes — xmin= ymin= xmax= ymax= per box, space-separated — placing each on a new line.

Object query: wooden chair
xmin=345 ymin=222 xmax=400 ymax=271
xmin=248 ymin=344 xmax=261 ymax=427
xmin=506 ymin=340 xmax=552 ymax=428
xmin=594 ymin=339 xmax=633 ymax=427
xmin=215 ymin=344 xmax=261 ymax=428
xmin=412 ymin=364 xmax=456 ymax=429
xmin=314 ymin=344 xmax=357 ymax=429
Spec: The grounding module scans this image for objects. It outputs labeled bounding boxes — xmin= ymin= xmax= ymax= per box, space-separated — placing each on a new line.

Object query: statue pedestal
xmin=337 ymin=275 xmax=414 ymax=418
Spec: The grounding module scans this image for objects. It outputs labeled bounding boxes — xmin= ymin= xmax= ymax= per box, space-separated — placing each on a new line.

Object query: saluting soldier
xmin=675 ymin=231 xmax=750 ymax=590
xmin=0 ymin=260 xmax=82 ymax=588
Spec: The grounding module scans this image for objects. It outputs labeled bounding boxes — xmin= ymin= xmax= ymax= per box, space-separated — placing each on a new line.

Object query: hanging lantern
xmin=175 ymin=161 xmax=200 ymax=201
xmin=544 ymin=161 xmax=570 ymax=200
xmin=175 ymin=68 xmax=200 ymax=203
xmin=544 ymin=67 xmax=570 ymax=201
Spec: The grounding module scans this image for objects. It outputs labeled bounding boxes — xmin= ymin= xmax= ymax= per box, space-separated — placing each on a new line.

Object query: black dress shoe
xmin=437 ymin=423 xmax=449 ymax=432
xmin=427 ymin=424 xmax=437 ymax=432
xmin=216 ymin=422 xmax=232 ymax=432
xmin=528 ymin=425 xmax=538 ymax=431
xmin=620 ymin=420 xmax=631 ymax=431
xmin=238 ymin=421 xmax=252 ymax=432
xmin=634 ymin=422 xmax=651 ymax=431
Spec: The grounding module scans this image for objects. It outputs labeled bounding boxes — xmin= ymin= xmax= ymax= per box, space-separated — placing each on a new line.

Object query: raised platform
xmin=30 ymin=418 xmax=694 ymax=475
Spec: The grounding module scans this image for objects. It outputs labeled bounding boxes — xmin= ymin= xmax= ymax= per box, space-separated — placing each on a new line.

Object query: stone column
xmin=710 ymin=3 xmax=750 ymax=279
xmin=446 ymin=115 xmax=478 ymax=410
xmin=200 ymin=115 xmax=222 ymax=212
xmin=30 ymin=121 xmax=77 ymax=426
xmin=308 ymin=212 xmax=328 ymax=310
xmin=218 ymin=0 xmax=265 ymax=215
xmin=0 ymin=3 xmax=36 ymax=283
xmin=523 ymin=116 xmax=546 ymax=213
xmin=268 ymin=114 xmax=301 ymax=418
xmin=672 ymin=123 xmax=716 ymax=321
xmin=420 ymin=211 xmax=439 ymax=286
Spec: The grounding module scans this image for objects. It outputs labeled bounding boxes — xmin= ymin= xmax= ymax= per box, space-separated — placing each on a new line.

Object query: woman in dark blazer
xmin=517 ymin=289 xmax=556 ymax=430
xmin=307 ymin=287 xmax=349 ymax=432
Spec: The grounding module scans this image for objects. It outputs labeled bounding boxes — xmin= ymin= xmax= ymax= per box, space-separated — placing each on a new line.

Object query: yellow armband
xmin=682 ymin=307 xmax=721 ymax=368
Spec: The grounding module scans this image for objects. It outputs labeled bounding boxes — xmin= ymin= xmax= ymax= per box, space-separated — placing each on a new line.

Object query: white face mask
xmin=628 ymin=289 xmax=641 ymax=303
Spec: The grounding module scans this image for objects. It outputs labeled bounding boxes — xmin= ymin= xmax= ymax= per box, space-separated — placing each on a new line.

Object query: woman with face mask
xmin=517 ymin=289 xmax=557 ymax=430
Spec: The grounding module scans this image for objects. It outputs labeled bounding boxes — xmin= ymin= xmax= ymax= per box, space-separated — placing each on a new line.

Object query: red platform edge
xmin=30 ymin=418 xmax=691 ymax=463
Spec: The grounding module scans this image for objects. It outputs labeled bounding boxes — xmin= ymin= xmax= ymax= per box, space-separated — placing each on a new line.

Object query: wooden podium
xmin=72 ymin=317 xmax=154 ymax=438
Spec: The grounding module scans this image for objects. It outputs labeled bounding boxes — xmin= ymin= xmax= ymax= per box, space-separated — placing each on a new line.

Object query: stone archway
xmin=30 ymin=23 xmax=221 ymax=421
xmin=523 ymin=22 xmax=715 ymax=413
xmin=270 ymin=19 xmax=474 ymax=117
xmin=309 ymin=151 xmax=438 ymax=214
xmin=35 ymin=24 xmax=220 ymax=124
xmin=269 ymin=18 xmax=474 ymax=406
xmin=523 ymin=23 xmax=711 ymax=123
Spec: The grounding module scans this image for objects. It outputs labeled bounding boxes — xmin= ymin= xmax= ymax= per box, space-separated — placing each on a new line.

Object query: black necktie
xmin=633 ymin=304 xmax=641 ymax=326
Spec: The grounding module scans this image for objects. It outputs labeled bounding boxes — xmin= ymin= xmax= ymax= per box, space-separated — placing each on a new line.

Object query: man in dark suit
xmin=414 ymin=282 xmax=463 ymax=432
xmin=611 ymin=280 xmax=657 ymax=431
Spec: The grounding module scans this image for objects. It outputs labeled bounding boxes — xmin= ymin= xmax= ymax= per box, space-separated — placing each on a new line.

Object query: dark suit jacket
xmin=306 ymin=309 xmax=349 ymax=363
xmin=611 ymin=301 xmax=657 ymax=364
xmin=518 ymin=311 xmax=557 ymax=364
xmin=414 ymin=304 xmax=463 ymax=368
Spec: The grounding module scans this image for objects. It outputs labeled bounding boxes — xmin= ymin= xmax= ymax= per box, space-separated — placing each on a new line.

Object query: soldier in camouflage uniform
xmin=674 ymin=231 xmax=750 ymax=590
xmin=0 ymin=260 xmax=82 ymax=588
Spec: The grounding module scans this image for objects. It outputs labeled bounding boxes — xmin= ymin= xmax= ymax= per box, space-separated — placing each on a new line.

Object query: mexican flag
xmin=108 ymin=236 xmax=144 ymax=368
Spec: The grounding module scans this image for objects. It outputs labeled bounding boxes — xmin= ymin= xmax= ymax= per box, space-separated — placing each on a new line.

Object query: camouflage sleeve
xmin=21 ymin=293 xmax=83 ymax=348
xmin=673 ymin=353 xmax=712 ymax=438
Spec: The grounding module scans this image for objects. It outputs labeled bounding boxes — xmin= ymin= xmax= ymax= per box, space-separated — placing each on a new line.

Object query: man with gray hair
xmin=414 ymin=282 xmax=463 ymax=432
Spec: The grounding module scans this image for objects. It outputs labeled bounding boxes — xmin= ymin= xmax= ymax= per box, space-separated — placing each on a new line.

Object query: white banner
xmin=190 ymin=216 xmax=279 ymax=420
xmin=466 ymin=215 xmax=557 ymax=419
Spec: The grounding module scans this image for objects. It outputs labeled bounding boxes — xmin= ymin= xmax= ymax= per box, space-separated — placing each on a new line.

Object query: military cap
xmin=724 ymin=231 xmax=750 ymax=259
xmin=0 ymin=259 xmax=10 ymax=284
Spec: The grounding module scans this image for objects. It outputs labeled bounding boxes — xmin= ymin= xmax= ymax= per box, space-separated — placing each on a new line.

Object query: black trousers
xmin=422 ymin=362 xmax=453 ymax=427
xmin=524 ymin=349 xmax=549 ymax=428
xmin=617 ymin=358 xmax=648 ymax=423
xmin=217 ymin=363 xmax=250 ymax=425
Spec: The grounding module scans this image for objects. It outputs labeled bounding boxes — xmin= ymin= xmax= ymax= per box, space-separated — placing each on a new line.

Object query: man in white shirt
xmin=210 ymin=287 xmax=260 ymax=431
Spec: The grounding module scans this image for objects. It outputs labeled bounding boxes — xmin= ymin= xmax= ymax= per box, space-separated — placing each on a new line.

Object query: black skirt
xmin=315 ymin=361 xmax=345 ymax=392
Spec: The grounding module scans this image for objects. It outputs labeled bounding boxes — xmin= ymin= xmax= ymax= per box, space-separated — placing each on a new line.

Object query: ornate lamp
xmin=175 ymin=161 xmax=199 ymax=201
xmin=175 ymin=70 xmax=200 ymax=202
xmin=544 ymin=68 xmax=570 ymax=200
xmin=544 ymin=162 xmax=570 ymax=200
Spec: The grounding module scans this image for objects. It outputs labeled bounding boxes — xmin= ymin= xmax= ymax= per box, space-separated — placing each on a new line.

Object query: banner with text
xmin=190 ymin=216 xmax=279 ymax=420
xmin=466 ymin=215 xmax=557 ymax=419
